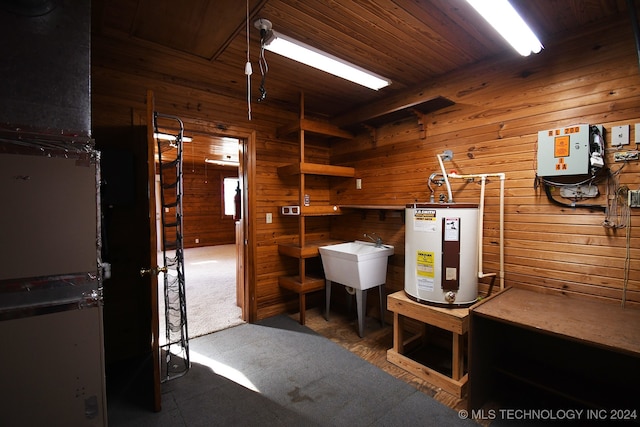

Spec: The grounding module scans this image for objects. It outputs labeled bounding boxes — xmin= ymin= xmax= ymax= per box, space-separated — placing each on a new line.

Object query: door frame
xmin=146 ymin=91 xmax=258 ymax=411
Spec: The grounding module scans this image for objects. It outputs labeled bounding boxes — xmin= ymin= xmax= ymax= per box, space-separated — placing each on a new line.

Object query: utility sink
xmin=319 ymin=240 xmax=394 ymax=338
xmin=319 ymin=240 xmax=394 ymax=290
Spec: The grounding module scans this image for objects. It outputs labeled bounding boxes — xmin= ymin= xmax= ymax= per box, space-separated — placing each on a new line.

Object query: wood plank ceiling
xmin=93 ymin=0 xmax=635 ymax=163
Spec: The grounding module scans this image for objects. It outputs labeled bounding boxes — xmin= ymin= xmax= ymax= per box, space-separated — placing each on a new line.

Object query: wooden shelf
xmin=278 ymin=162 xmax=355 ymax=177
xmin=492 ymin=356 xmax=623 ymax=409
xmin=279 ymin=274 xmax=326 ymax=325
xmin=301 ymin=205 xmax=343 ymax=216
xmin=279 ymin=205 xmax=344 ymax=216
xmin=278 ymin=275 xmax=326 ymax=293
xmin=277 ymin=118 xmax=354 ymax=139
xmin=277 ymin=93 xmax=355 ymax=325
xmin=340 ymin=204 xmax=405 ymax=210
xmin=278 ymin=239 xmax=345 ymax=259
xmin=340 ymin=204 xmax=406 ymax=221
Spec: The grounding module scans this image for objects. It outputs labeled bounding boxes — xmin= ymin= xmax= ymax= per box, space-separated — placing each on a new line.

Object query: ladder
xmin=154 ymin=112 xmax=190 ymax=382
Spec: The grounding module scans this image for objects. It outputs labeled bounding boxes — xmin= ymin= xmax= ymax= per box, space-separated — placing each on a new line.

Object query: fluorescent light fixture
xmin=205 ymin=158 xmax=239 ymax=167
xmin=263 ymin=31 xmax=391 ymax=90
xmin=154 ymin=132 xmax=193 ymax=143
xmin=466 ymin=0 xmax=543 ymax=56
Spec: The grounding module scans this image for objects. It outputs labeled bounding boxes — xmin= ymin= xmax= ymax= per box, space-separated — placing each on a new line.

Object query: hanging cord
xmin=245 ymin=0 xmax=253 ymax=120
xmin=603 ymin=163 xmax=627 ymax=228
xmin=622 ymin=194 xmax=631 ymax=307
xmin=257 ymin=28 xmax=269 ymax=102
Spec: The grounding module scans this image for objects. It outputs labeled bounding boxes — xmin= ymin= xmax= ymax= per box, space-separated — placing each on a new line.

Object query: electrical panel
xmin=537 ymin=124 xmax=603 ymax=178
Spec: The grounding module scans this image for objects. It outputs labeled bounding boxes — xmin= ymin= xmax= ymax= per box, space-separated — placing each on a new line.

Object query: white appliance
xmin=404 ymin=203 xmax=479 ymax=306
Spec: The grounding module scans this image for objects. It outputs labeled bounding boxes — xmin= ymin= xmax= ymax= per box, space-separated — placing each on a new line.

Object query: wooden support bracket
xmin=410 ymin=109 xmax=427 ymax=140
xmin=363 ymin=124 xmax=377 ymax=145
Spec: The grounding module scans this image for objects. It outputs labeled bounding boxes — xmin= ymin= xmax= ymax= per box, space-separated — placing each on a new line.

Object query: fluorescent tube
xmin=264 ymin=31 xmax=391 ymax=90
xmin=466 ymin=0 xmax=543 ymax=56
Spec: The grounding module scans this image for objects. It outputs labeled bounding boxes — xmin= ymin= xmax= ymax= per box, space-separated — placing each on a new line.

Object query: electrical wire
xmin=541 ymin=179 xmax=607 ymax=211
xmin=245 ymin=0 xmax=252 ymax=120
xmin=622 ymin=201 xmax=631 ymax=308
xmin=257 ymin=28 xmax=269 ymax=102
xmin=602 ymin=164 xmax=627 ymax=228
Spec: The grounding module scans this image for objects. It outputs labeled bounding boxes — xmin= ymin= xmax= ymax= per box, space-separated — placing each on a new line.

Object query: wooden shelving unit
xmin=277 ymin=93 xmax=355 ymax=324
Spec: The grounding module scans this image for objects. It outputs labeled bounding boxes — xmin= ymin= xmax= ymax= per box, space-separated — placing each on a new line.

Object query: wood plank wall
xmin=180 ymin=163 xmax=237 ymax=248
xmin=92 ymin=13 xmax=640 ymax=324
xmin=331 ymin=18 xmax=640 ymax=309
xmin=158 ymin=163 xmax=237 ymax=249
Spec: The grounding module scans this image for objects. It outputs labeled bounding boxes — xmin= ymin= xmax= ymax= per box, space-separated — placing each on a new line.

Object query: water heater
xmin=405 ymin=203 xmax=479 ymax=306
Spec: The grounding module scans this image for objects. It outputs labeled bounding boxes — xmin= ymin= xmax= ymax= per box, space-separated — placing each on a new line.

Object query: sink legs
xmin=355 ymin=289 xmax=367 ymax=338
xmin=325 ymin=279 xmax=331 ymax=321
xmin=325 ymin=280 xmax=385 ymax=338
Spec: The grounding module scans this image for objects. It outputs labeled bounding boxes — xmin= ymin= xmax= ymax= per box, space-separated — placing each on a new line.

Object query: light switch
xmin=266 ymin=213 xmax=272 ymax=224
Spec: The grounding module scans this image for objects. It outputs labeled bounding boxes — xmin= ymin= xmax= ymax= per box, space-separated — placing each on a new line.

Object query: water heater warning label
xmin=416 ymin=250 xmax=435 ymax=291
xmin=416 ymin=251 xmax=434 ymax=277
xmin=444 ymin=217 xmax=460 ymax=241
xmin=413 ymin=209 xmax=437 ymax=232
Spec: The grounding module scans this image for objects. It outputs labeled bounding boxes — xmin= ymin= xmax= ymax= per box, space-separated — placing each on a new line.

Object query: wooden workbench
xmin=468 ymin=287 xmax=640 ymax=412
xmin=386 ymin=290 xmax=471 ymax=397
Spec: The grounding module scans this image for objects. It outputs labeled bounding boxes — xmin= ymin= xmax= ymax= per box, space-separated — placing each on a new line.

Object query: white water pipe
xmin=436 ymin=152 xmax=454 ymax=203
xmin=447 ymin=172 xmax=506 ymax=290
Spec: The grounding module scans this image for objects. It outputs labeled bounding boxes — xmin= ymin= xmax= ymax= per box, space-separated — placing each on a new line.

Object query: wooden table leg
xmin=393 ymin=312 xmax=404 ymax=353
xmin=452 ymin=332 xmax=464 ymax=380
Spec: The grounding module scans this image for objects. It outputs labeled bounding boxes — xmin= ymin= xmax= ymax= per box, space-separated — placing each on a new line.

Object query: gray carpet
xmin=108 ymin=315 xmax=475 ymax=426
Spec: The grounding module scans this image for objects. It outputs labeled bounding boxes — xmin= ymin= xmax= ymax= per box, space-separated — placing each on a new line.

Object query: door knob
xmin=140 ymin=266 xmax=168 ymax=277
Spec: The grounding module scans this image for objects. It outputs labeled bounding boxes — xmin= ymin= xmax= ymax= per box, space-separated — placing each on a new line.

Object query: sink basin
xmin=319 ymin=240 xmax=394 ymax=291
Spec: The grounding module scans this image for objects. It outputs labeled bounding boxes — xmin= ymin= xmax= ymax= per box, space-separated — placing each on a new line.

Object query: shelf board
xmin=277 ymin=118 xmax=354 ymax=139
xmin=278 ymin=275 xmax=326 ymax=293
xmin=339 ymin=204 xmax=406 ymax=221
xmin=301 ymin=205 xmax=343 ymax=216
xmin=278 ymin=238 xmax=346 ymax=258
xmin=277 ymin=162 xmax=355 ymax=177
xmin=340 ymin=204 xmax=405 ymax=210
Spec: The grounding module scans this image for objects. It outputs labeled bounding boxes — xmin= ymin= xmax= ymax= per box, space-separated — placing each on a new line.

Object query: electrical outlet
xmin=629 ymin=190 xmax=640 ymax=208
xmin=356 ymin=178 xmax=362 ymax=190
xmin=266 ymin=212 xmax=272 ymax=224
xmin=195 ymin=238 xmax=199 ymax=244
xmin=614 ymin=151 xmax=639 ymax=162
xmin=611 ymin=125 xmax=629 ymax=146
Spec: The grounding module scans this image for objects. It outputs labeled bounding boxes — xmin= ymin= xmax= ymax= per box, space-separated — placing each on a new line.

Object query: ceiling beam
xmin=331 ymin=84 xmax=445 ymax=128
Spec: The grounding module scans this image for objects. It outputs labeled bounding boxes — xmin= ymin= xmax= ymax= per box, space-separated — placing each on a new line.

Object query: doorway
xmin=156 ymin=133 xmax=246 ymax=342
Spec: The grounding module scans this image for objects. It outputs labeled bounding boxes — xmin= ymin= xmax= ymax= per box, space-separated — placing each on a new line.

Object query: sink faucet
xmin=364 ymin=232 xmax=383 ymax=248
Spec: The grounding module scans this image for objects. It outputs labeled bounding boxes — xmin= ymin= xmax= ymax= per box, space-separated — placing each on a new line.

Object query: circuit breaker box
xmin=537 ymin=124 xmax=591 ymax=177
